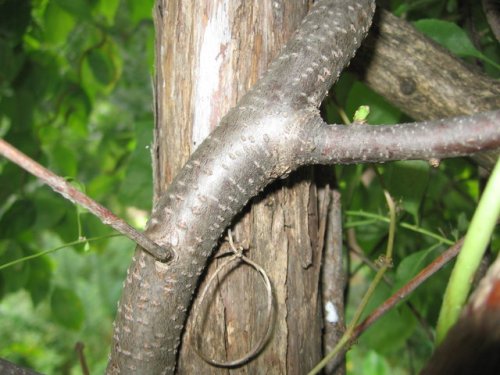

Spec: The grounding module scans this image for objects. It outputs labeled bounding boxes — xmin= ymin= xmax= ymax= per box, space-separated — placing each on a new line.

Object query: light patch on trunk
xmin=192 ymin=2 xmax=231 ymax=151
xmin=325 ymin=301 xmax=339 ymax=323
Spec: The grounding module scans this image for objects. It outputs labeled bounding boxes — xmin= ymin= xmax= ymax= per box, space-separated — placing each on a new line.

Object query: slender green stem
xmin=0 ymin=233 xmax=121 ymax=271
xmin=435 ymin=159 xmax=500 ymax=343
xmin=346 ymin=210 xmax=454 ymax=245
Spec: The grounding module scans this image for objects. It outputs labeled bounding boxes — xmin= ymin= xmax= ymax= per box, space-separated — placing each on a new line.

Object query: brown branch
xmin=0 ymin=138 xmax=170 ymax=261
xmin=75 ymin=342 xmax=90 ymax=375
xmin=352 ymin=238 xmax=464 ymax=338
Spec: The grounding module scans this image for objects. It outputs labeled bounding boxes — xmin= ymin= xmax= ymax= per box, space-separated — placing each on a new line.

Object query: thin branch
xmin=353 ymin=238 xmax=464 ymax=338
xmin=0 ymin=138 xmax=171 ymax=262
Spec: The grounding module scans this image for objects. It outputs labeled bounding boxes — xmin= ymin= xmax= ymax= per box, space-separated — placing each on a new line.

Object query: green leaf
xmin=394 ymin=246 xmax=437 ymax=291
xmin=127 ymin=0 xmax=155 ymax=25
xmin=385 ymin=161 xmax=430 ymax=222
xmin=43 ymin=1 xmax=76 ymax=45
xmin=53 ymin=0 xmax=91 ymax=19
xmin=345 ymin=81 xmax=403 ymax=125
xmin=0 ymin=199 xmax=37 ymax=239
xmin=33 ymin=189 xmax=70 ymax=231
xmin=0 ymin=39 xmax=26 ymax=86
xmin=87 ymin=48 xmax=115 ymax=86
xmin=50 ymin=286 xmax=84 ymax=330
xmin=414 ymin=19 xmax=478 ymax=57
xmin=26 ymin=253 xmax=53 ymax=305
xmin=414 ymin=19 xmax=500 ymax=70
xmin=0 ymin=0 xmax=32 ymax=43
xmin=46 ymin=143 xmax=78 ymax=177
xmin=0 ymin=240 xmax=30 ymax=294
xmin=94 ymin=0 xmax=120 ymax=26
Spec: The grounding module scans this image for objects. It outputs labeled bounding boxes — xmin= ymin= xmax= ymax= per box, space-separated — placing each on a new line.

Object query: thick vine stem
xmin=107 ymin=0 xmax=499 ymax=373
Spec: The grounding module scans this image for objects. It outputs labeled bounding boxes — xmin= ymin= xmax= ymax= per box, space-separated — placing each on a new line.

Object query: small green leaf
xmin=50 ymin=286 xmax=84 ymax=330
xmin=43 ymin=1 xmax=76 ymax=45
xmin=346 ymin=81 xmax=403 ymax=125
xmin=353 ymin=105 xmax=370 ymax=123
xmin=87 ymin=49 xmax=115 ymax=85
xmin=46 ymin=143 xmax=78 ymax=177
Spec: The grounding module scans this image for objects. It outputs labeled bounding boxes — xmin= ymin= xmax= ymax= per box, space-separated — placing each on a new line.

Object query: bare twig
xmin=0 ymin=138 xmax=171 ymax=262
xmin=75 ymin=342 xmax=90 ymax=375
xmin=353 ymin=238 xmax=464 ymax=338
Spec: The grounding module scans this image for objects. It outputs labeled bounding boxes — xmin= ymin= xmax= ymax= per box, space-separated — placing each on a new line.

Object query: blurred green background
xmin=0 ymin=0 xmax=498 ymax=373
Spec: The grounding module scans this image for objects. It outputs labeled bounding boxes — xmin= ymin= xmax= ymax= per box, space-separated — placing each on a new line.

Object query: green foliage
xmin=0 ymin=0 xmax=155 ymax=372
xmin=329 ymin=1 xmax=500 ymax=373
xmin=414 ymin=19 xmax=500 ymax=71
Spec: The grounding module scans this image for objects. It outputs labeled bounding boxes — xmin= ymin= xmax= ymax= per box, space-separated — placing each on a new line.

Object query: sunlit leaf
xmin=43 ymin=1 xmax=76 ymax=45
xmin=127 ymin=0 xmax=155 ymax=25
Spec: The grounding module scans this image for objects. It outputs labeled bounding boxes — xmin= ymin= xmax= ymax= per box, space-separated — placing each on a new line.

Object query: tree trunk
xmin=106 ymin=0 xmax=499 ymax=372
xmin=153 ymin=1 xmax=334 ymax=372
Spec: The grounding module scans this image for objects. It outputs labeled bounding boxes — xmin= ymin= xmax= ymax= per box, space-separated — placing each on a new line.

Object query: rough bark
xmin=152 ymin=1 xmax=327 ymax=373
xmin=352 ymin=9 xmax=500 ymax=168
xmin=108 ymin=1 xmax=375 ymax=373
xmin=107 ymin=0 xmax=500 ymax=373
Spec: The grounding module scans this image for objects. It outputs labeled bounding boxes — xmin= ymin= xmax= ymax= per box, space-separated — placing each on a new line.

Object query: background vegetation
xmin=0 ymin=0 xmax=498 ymax=373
